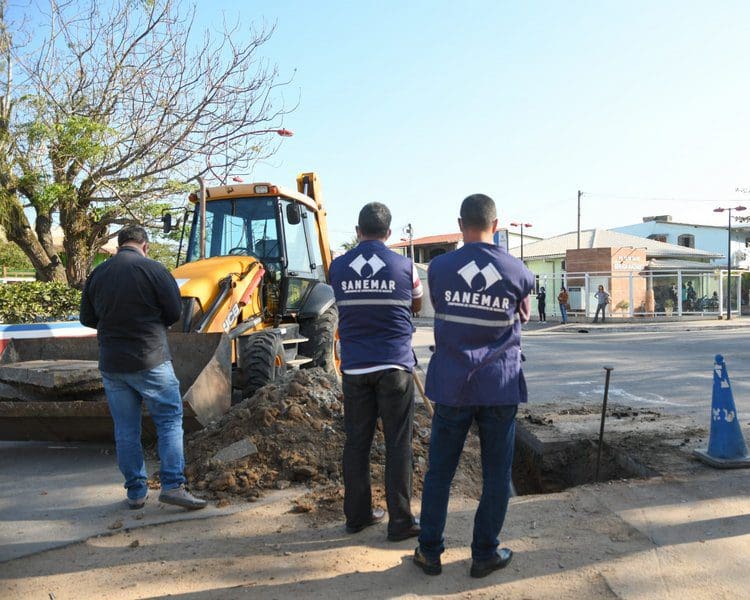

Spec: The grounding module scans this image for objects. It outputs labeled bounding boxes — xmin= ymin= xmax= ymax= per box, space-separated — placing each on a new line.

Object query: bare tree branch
xmin=0 ymin=0 xmax=292 ymax=287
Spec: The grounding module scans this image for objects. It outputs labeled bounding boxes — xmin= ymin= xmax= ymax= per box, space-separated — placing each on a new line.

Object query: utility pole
xmin=406 ymin=223 xmax=415 ymax=262
xmin=577 ymin=190 xmax=582 ymax=250
xmin=727 ymin=210 xmax=732 ymax=320
xmin=510 ymin=222 xmax=532 ymax=261
xmin=714 ymin=204 xmax=747 ymax=320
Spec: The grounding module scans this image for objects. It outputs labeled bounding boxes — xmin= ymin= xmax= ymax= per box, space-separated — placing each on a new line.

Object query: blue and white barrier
xmin=0 ymin=321 xmax=96 ymax=354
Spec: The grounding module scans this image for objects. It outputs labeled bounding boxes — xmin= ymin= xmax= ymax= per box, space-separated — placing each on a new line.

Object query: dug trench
xmin=164 ymin=369 xmax=710 ymax=523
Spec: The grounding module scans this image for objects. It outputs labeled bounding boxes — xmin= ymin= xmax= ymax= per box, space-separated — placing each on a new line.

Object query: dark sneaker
xmin=470 ymin=548 xmax=513 ymax=578
xmin=159 ymin=485 xmax=207 ymax=510
xmin=413 ymin=547 xmax=442 ymax=575
xmin=387 ymin=518 xmax=421 ymax=542
xmin=127 ymin=492 xmax=148 ymax=510
xmin=345 ymin=507 xmax=386 ymax=534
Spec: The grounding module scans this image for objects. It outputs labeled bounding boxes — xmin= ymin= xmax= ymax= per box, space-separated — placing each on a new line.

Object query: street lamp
xmin=713 ymin=205 xmax=746 ymax=320
xmin=209 ymin=128 xmax=294 ymax=183
xmin=509 ymin=222 xmax=533 ymax=261
xmin=246 ymin=128 xmax=294 ymax=137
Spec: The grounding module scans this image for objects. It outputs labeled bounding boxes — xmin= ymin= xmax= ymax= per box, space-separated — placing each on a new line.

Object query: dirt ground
xmin=1 ymin=479 xmax=656 ymax=599
xmin=1 ymin=368 xmax=737 ymax=599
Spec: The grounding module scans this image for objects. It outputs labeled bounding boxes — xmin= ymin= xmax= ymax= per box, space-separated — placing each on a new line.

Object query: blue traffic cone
xmin=693 ymin=354 xmax=750 ymax=468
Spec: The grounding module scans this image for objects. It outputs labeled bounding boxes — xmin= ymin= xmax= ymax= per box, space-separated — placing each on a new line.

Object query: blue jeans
xmin=101 ymin=361 xmax=186 ymax=500
xmin=559 ymin=303 xmax=568 ymax=323
xmin=593 ymin=303 xmax=606 ymax=322
xmin=419 ymin=403 xmax=517 ymax=562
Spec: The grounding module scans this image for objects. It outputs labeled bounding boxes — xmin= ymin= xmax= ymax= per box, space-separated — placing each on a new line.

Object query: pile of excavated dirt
xmin=183 ymin=368 xmax=343 ymax=505
xmin=182 ymin=368 xmax=480 ymax=521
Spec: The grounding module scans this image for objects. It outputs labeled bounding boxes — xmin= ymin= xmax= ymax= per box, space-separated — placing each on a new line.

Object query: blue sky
xmin=18 ymin=1 xmax=750 ymax=249
xmin=209 ymin=0 xmax=748 ymax=249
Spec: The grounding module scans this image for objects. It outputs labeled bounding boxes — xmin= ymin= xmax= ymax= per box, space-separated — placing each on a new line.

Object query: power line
xmin=581 ymin=192 xmax=747 ymax=204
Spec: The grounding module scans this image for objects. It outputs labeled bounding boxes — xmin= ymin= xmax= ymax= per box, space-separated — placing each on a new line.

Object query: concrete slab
xmin=0 ymin=360 xmax=101 ymax=389
xmin=0 ymin=441 xmax=299 ymax=563
xmin=213 ymin=438 xmax=258 ymax=464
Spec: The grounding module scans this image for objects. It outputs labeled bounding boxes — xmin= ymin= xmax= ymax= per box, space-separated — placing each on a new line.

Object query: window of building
xmin=745 ymin=237 xmax=750 ymax=248
xmin=677 ymin=234 xmax=695 ymax=248
xmin=648 ymin=234 xmax=668 ymax=243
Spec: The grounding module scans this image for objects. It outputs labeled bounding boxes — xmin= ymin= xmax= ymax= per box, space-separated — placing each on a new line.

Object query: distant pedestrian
xmin=414 ymin=194 xmax=534 ymax=579
xmin=80 ymin=226 xmax=207 ymax=511
xmin=557 ymin=286 xmax=569 ymax=324
xmin=686 ymin=281 xmax=697 ymax=311
xmin=537 ymin=287 xmax=546 ymax=322
xmin=593 ymin=285 xmax=610 ymax=323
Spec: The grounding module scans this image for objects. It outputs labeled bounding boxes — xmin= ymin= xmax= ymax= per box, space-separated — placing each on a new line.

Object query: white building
xmin=612 ymin=215 xmax=750 ymax=270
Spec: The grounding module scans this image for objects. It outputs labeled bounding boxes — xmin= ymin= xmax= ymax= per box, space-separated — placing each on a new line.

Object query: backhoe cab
xmin=170 ymin=172 xmax=337 ymax=399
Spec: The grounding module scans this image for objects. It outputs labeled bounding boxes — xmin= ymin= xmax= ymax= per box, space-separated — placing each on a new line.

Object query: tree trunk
xmin=60 ymin=207 xmax=99 ymax=289
xmin=0 ymin=195 xmax=66 ymax=282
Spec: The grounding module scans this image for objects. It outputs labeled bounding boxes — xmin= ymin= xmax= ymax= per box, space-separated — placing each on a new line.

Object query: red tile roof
xmin=389 ymin=232 xmax=462 ymax=249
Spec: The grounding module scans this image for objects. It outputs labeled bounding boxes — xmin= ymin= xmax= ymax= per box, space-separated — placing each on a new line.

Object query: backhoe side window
xmin=283 ymin=202 xmax=313 ymax=275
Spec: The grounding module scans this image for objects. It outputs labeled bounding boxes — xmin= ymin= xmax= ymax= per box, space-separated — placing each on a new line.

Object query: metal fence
xmin=533 ymin=269 xmax=742 ymax=319
xmin=0 ymin=267 xmax=35 ymax=284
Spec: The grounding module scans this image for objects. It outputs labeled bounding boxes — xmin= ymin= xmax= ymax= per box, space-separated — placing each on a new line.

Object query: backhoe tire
xmin=237 ymin=331 xmax=286 ymax=399
xmin=298 ymin=305 xmax=338 ymax=373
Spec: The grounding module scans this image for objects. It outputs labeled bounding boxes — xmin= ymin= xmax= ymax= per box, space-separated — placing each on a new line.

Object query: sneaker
xmin=413 ymin=547 xmax=442 ymax=575
xmin=470 ymin=548 xmax=513 ymax=578
xmin=158 ymin=485 xmax=207 ymax=510
xmin=127 ymin=492 xmax=148 ymax=510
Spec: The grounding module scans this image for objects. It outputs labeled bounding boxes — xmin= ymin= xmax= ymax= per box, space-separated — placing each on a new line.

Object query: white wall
xmin=613 ymin=222 xmax=750 ymax=269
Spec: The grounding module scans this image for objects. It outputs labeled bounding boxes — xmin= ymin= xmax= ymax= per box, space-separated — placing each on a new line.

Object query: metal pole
xmin=577 ymin=190 xmax=582 ymax=250
xmin=520 ymin=225 xmax=524 ymax=261
xmin=198 ymin=176 xmax=206 ymax=260
xmin=595 ymin=366 xmax=614 ymax=482
xmin=727 ymin=209 xmax=732 ymax=320
xmin=408 ymin=223 xmax=415 ymax=262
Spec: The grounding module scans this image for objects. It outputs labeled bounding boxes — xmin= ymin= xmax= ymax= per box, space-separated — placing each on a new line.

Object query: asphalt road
xmin=522 ymin=327 xmax=750 ymax=425
xmin=413 ymin=324 xmax=750 ymax=427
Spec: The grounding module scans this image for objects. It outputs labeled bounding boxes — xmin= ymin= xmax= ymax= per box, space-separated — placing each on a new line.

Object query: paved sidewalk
xmin=523 ymin=315 xmax=750 ymax=334
xmin=1 ymin=464 xmax=748 ymax=598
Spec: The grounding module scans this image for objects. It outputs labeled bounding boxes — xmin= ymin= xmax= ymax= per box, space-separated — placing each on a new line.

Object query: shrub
xmin=0 ymin=281 xmax=81 ymax=324
xmin=0 ymin=241 xmax=34 ymax=271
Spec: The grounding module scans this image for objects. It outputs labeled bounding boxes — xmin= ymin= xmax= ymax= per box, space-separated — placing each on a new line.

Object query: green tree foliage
xmin=0 ymin=281 xmax=81 ymax=323
xmin=0 ymin=0 xmax=292 ymax=288
xmin=0 ymin=240 xmax=32 ymax=271
xmin=147 ymin=240 xmax=180 ymax=270
xmin=340 ymin=236 xmax=359 ymax=251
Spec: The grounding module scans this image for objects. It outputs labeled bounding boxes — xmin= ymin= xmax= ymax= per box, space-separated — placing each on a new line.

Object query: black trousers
xmin=342 ymin=369 xmax=416 ymax=533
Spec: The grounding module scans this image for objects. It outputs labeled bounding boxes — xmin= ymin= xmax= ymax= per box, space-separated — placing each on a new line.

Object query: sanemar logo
xmin=349 ymin=253 xmax=386 ymax=278
xmin=457 ymin=260 xmax=502 ymax=291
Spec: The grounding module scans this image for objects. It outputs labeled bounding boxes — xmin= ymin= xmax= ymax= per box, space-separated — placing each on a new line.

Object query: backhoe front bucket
xmin=0 ymin=333 xmax=231 ymax=442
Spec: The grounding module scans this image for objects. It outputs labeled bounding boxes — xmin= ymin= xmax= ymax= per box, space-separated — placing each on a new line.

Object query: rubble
xmin=182 ymin=367 xmax=480 ymax=520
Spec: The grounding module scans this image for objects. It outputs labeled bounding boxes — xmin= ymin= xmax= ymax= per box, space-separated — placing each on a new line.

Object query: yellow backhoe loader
xmin=0 ymin=172 xmax=338 ymax=441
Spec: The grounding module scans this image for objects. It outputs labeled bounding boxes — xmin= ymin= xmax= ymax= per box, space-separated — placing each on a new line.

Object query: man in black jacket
xmin=80 ymin=226 xmax=205 ymax=510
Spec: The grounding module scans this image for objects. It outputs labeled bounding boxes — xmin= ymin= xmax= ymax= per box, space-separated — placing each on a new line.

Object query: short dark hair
xmin=460 ymin=194 xmax=497 ymax=229
xmin=358 ymin=202 xmax=391 ymax=238
xmin=118 ymin=225 xmax=149 ymax=247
